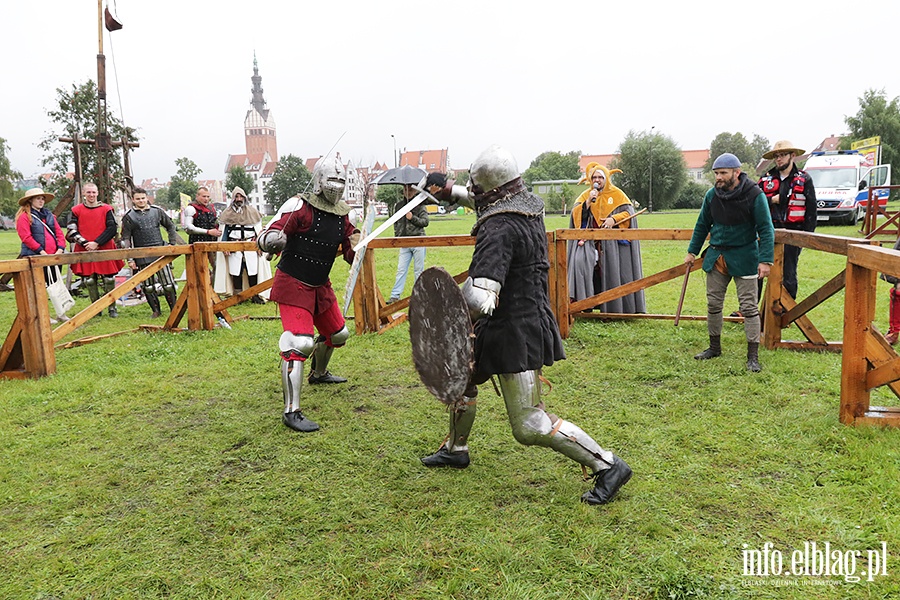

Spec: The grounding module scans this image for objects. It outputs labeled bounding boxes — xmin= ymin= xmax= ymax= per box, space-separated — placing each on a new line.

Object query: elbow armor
xmin=65 ymin=222 xmax=87 ymax=245
xmin=449 ymin=185 xmax=474 ymax=211
xmin=257 ymin=228 xmax=287 ymax=253
xmin=462 ymin=276 xmax=501 ymax=320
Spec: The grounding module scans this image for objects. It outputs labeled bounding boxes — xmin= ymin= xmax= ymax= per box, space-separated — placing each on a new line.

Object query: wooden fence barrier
xmin=0 ymin=241 xmax=262 ymax=379
xmin=3 ymin=230 xmax=900 ymax=427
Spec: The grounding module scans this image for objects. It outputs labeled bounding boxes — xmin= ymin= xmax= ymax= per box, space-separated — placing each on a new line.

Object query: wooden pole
xmin=674 ymin=263 xmax=691 ymax=326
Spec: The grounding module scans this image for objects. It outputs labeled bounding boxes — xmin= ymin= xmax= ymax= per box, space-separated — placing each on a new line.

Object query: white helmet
xmin=468 ymin=145 xmax=519 ymax=196
xmin=312 ymin=155 xmax=347 ymax=204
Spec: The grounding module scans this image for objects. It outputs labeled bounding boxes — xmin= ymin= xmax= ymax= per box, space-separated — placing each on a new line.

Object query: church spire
xmin=250 ymin=51 xmax=267 ymax=115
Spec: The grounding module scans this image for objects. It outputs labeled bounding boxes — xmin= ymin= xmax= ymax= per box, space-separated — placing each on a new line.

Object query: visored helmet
xmin=312 ymin=155 xmax=347 ymax=204
xmin=468 ymin=145 xmax=519 ymax=197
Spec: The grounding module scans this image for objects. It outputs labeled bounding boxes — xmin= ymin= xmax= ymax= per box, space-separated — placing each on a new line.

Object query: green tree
xmin=0 ymin=137 xmax=23 ymax=218
xmin=609 ymin=129 xmax=688 ymax=212
xmin=540 ymin=183 xmax=577 ymax=214
xmin=375 ymin=184 xmax=403 ymax=213
xmin=844 ymin=88 xmax=900 ymax=168
xmin=157 ymin=157 xmax=201 ymax=210
xmin=522 ymin=151 xmax=581 ymax=188
xmin=225 ymin=165 xmax=255 ymax=197
xmin=704 ymin=131 xmax=769 ymax=170
xmin=672 ymin=180 xmax=708 ymax=210
xmin=265 ymin=154 xmax=311 ymax=207
xmin=38 ymin=80 xmax=138 ymax=202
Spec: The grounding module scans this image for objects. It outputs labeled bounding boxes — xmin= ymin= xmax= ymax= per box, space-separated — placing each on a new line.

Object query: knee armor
xmin=330 ymin=325 xmax=350 ymax=347
xmin=279 ymin=331 xmax=315 ymax=360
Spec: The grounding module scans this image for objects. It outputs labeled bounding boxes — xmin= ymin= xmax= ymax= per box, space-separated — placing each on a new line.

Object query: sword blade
xmin=352 ymin=187 xmax=438 ymax=252
xmin=343 ymin=201 xmax=376 ymax=315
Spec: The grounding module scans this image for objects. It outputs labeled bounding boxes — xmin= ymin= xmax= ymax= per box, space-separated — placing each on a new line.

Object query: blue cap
xmin=712 ymin=153 xmax=741 ymax=169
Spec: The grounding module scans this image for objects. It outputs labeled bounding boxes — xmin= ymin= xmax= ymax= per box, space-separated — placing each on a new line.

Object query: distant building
xmin=399 ymin=148 xmax=450 ymax=173
xmin=579 ymin=150 xmax=710 ymax=183
xmin=225 ymin=55 xmax=279 ymax=214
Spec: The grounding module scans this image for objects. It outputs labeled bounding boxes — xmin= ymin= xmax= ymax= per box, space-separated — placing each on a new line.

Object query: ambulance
xmin=803 ymin=150 xmax=891 ymax=225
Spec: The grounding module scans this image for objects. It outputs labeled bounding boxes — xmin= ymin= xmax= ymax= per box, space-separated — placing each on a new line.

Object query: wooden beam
xmin=778 ymin=293 xmax=828 ymax=346
xmin=0 ymin=315 xmax=24 ymax=373
xmin=51 ymin=255 xmax=176 ymax=343
xmin=866 ymin=355 xmax=900 ymax=390
xmin=569 ymin=260 xmax=701 ymax=315
xmin=762 ymin=244 xmax=785 ymax=349
xmin=780 ymin=270 xmax=846 ymax=327
xmin=163 ymin=288 xmax=189 ymax=330
xmin=555 ymin=228 xmax=697 ymax=241
xmin=840 ymin=261 xmax=876 ymax=423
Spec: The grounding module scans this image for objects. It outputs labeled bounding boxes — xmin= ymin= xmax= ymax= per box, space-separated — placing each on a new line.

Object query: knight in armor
xmin=66 ymin=182 xmax=124 ymax=318
xmin=120 ymin=188 xmax=181 ymax=318
xmin=257 ymin=155 xmax=360 ymax=433
xmin=183 ymin=186 xmax=221 ymax=271
xmin=419 ymin=145 xmax=633 ymax=506
xmin=214 ymin=187 xmax=270 ymax=304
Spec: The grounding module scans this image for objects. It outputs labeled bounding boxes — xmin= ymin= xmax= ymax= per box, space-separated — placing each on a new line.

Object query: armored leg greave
xmin=84 ymin=275 xmax=100 ymax=303
xmin=308 ymin=335 xmax=333 ymax=376
xmin=156 ymin=265 xmax=177 ymax=309
xmin=102 ymin=276 xmax=117 ymax=317
xmin=445 ymin=395 xmax=477 ymax=453
xmin=282 ymin=359 xmax=304 ymax=414
xmin=498 ymin=371 xmax=614 ymax=474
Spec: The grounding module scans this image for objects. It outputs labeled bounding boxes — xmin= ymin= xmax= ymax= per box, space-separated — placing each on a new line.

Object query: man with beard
xmin=215 ymin=187 xmax=270 ymax=303
xmin=418 ymin=145 xmax=632 ymax=507
xmin=257 ymin=155 xmax=359 ymax=433
xmin=685 ymin=153 xmax=775 ymax=372
xmin=757 ymin=140 xmax=817 ymax=300
xmin=66 ymin=182 xmax=124 ymax=317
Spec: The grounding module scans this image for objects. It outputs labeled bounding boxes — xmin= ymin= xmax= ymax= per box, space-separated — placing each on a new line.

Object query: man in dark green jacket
xmin=387 ymin=184 xmax=430 ymax=303
xmin=685 ymin=153 xmax=775 ymax=372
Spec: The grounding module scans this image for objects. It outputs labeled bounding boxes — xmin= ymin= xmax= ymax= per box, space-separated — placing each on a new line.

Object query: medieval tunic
xmin=267 ymin=197 xmax=356 ymax=314
xmin=687 ymin=175 xmax=775 ymax=276
xmin=569 ymin=164 xmax=645 ymax=313
xmin=469 ymin=208 xmax=565 ymax=380
xmin=69 ymin=203 xmax=123 ymax=276
xmin=213 ymin=201 xmax=273 ymax=297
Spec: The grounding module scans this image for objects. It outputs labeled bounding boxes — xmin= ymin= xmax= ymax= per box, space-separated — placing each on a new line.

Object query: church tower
xmin=244 ymin=54 xmax=278 ymax=161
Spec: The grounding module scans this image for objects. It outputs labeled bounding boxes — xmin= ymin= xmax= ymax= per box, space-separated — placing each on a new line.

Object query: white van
xmin=803 ymin=151 xmax=891 ymax=225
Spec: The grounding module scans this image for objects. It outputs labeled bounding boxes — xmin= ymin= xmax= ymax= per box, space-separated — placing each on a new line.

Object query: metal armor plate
xmin=409 ymin=267 xmax=474 ymax=405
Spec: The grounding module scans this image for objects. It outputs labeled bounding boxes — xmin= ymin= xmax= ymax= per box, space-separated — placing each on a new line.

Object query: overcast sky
xmin=4 ymin=0 xmax=899 ymax=182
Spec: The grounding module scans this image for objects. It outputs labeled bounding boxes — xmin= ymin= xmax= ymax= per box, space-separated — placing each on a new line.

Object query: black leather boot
xmin=581 ymin=455 xmax=632 ymax=505
xmin=747 ymin=342 xmax=761 ymax=372
xmin=282 ymin=410 xmax=320 ymax=432
xmin=694 ymin=335 xmax=721 ymax=360
xmin=421 ymin=447 xmax=470 ymax=469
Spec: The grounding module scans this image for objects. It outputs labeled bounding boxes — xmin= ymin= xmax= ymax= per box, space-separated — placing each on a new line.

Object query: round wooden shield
xmin=408 ymin=267 xmax=474 ymax=405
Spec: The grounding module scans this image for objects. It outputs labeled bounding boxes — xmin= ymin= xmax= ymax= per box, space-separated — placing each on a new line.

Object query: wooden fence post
xmin=840 ymin=258 xmax=875 ymax=423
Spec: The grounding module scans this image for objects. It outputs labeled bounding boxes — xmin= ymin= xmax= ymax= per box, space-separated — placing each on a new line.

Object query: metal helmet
xmin=468 ymin=145 xmax=519 ymax=195
xmin=312 ymin=155 xmax=347 ymax=204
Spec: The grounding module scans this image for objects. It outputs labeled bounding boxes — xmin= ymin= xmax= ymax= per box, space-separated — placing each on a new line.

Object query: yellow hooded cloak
xmin=571 ymin=163 xmax=634 ymax=229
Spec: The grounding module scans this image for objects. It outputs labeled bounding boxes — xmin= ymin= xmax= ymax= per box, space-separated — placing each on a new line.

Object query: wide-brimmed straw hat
xmin=763 ymin=140 xmax=805 ymax=160
xmin=18 ymin=187 xmax=55 ymax=206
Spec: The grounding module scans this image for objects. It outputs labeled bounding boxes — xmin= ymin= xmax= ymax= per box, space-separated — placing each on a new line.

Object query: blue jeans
xmin=390 ymin=247 xmax=426 ymax=300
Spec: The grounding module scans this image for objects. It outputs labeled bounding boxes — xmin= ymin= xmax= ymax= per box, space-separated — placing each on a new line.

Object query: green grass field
xmin=1 ymin=212 xmax=898 ymax=599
